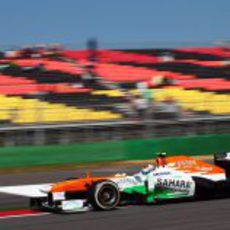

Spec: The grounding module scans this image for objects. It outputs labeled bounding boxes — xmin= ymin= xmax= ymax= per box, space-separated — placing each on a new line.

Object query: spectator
xmin=156 ymin=97 xmax=181 ymax=119
xmin=150 ymin=75 xmax=175 ymax=87
xmin=81 ymin=68 xmax=95 ymax=85
xmin=133 ymin=94 xmax=149 ymax=119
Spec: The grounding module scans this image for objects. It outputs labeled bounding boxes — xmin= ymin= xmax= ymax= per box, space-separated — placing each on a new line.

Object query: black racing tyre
xmin=193 ymin=177 xmax=216 ymax=199
xmin=88 ymin=180 xmax=120 ymax=211
xmin=214 ymin=153 xmax=230 ymax=178
xmin=214 ymin=152 xmax=226 ymax=167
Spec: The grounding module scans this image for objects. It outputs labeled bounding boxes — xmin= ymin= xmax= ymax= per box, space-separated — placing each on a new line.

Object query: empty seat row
xmin=0 ymin=94 xmax=122 ymax=124
xmin=64 ymin=50 xmax=161 ymax=64
xmin=153 ymin=87 xmax=230 ymax=115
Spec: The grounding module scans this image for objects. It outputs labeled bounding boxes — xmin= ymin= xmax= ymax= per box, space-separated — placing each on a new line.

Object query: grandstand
xmin=0 ymin=45 xmax=229 ymax=146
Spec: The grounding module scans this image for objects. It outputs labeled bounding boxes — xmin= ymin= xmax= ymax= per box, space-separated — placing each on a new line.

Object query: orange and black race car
xmin=1 ymin=155 xmax=230 ymax=213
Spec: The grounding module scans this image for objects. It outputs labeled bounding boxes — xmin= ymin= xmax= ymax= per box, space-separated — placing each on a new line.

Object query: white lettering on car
xmin=153 ymin=172 xmax=171 ymax=176
xmin=156 ymin=178 xmax=192 ymax=191
xmin=176 ymin=160 xmax=196 ymax=167
xmin=115 ymin=177 xmax=142 ymax=187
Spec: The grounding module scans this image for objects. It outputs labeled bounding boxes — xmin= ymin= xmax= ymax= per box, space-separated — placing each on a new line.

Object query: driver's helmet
xmin=156 ymin=152 xmax=167 ymax=157
xmin=155 ymin=152 xmax=167 ymax=166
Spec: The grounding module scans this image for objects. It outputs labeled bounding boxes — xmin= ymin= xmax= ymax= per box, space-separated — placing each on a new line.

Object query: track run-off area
xmin=1 ymin=160 xmax=230 ymax=230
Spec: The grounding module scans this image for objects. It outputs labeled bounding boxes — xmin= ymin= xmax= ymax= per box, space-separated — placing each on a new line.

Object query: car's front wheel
xmin=88 ymin=180 xmax=120 ymax=211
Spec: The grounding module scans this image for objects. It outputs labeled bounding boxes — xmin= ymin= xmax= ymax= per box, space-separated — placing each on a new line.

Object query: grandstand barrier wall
xmin=0 ymin=133 xmax=229 ymax=169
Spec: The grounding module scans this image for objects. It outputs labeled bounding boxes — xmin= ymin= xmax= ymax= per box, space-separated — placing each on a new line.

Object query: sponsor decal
xmin=153 ymin=172 xmax=171 ymax=176
xmin=116 ymin=176 xmax=142 ymax=187
xmin=53 ymin=192 xmax=65 ymax=201
xmin=156 ymin=178 xmax=191 ymax=191
xmin=176 ymin=160 xmax=196 ymax=167
xmin=62 ymin=200 xmax=85 ymax=211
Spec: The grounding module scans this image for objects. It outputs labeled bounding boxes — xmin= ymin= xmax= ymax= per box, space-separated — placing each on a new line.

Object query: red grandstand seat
xmin=64 ymin=50 xmax=161 ymax=64
xmin=0 ymin=74 xmax=35 ymax=85
xmin=177 ymin=78 xmax=230 ymax=90
xmin=13 ymin=59 xmax=82 ymax=75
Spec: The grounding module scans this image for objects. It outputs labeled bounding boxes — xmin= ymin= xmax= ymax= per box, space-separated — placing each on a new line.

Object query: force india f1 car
xmin=1 ymin=155 xmax=230 ymax=213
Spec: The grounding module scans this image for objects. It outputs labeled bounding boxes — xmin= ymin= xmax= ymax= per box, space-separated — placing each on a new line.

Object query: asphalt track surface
xmin=1 ymin=164 xmax=230 ymax=230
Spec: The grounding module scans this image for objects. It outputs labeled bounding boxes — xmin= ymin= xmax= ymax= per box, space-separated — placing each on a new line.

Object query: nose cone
xmin=51 ymin=178 xmax=91 ymax=193
xmin=50 ymin=176 xmax=110 ymax=193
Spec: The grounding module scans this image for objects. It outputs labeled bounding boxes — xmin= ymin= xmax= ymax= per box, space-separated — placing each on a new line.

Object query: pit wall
xmin=0 ymin=134 xmax=229 ymax=169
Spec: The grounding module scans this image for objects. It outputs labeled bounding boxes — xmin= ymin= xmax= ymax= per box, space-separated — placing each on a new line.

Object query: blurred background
xmin=0 ymin=0 xmax=229 ymax=168
xmin=0 ymin=40 xmax=229 ymax=147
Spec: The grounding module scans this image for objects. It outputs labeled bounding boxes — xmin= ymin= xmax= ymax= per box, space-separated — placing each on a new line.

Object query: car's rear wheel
xmin=88 ymin=180 xmax=120 ymax=210
xmin=193 ymin=177 xmax=216 ymax=199
xmin=214 ymin=153 xmax=230 ymax=178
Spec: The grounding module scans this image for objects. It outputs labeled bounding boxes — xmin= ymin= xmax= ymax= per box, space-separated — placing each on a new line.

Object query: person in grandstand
xmin=133 ymin=94 xmax=149 ymax=119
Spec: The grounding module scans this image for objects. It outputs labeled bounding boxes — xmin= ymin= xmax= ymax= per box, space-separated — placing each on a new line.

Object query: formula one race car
xmin=1 ymin=155 xmax=230 ymax=213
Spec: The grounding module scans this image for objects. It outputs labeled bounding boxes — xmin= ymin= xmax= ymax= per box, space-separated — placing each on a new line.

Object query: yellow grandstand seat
xmin=0 ymin=94 xmax=122 ymax=124
xmin=153 ymin=88 xmax=229 ymax=115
